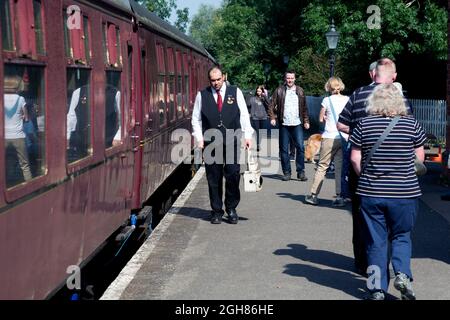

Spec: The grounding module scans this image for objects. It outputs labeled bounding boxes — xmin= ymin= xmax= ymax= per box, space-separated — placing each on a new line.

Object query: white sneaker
xmin=394 ymin=272 xmax=416 ymax=300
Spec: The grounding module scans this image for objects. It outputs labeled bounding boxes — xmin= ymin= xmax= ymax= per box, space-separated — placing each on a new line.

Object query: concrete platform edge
xmin=100 ymin=167 xmax=206 ymax=300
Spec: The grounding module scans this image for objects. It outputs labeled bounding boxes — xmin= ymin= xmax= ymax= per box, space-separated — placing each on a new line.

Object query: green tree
xmin=138 ymin=0 xmax=190 ymax=33
xmin=188 ymin=0 xmax=447 ymax=95
xmin=175 ymin=8 xmax=189 ymax=33
xmin=188 ymin=5 xmax=218 ymax=48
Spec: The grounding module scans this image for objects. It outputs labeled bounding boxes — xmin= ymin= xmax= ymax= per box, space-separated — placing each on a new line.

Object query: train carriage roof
xmin=128 ymin=0 xmax=215 ymax=62
xmin=102 ymin=0 xmax=133 ymax=14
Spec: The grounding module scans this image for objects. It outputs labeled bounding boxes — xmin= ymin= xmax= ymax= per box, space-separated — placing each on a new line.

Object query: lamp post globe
xmin=325 ymin=19 xmax=340 ymax=77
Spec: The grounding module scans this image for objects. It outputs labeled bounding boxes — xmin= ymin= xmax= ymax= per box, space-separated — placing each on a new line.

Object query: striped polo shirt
xmin=338 ymin=83 xmax=413 ymax=132
xmin=350 ymin=115 xmax=426 ymax=198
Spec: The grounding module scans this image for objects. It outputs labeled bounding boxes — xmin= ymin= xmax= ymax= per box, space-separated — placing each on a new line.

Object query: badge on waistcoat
xmin=226 ymin=95 xmax=235 ymax=104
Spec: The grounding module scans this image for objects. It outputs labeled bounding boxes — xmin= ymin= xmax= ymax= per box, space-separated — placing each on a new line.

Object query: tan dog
xmin=305 ymin=133 xmax=322 ymax=163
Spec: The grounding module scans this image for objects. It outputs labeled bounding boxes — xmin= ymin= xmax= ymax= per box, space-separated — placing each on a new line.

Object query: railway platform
xmin=101 ymin=137 xmax=450 ymax=300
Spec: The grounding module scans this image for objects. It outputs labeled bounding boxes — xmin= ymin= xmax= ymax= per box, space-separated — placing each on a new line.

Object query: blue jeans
xmin=279 ymin=124 xmax=305 ymax=175
xmin=340 ymin=140 xmax=351 ymax=198
xmin=360 ymin=196 xmax=418 ymax=293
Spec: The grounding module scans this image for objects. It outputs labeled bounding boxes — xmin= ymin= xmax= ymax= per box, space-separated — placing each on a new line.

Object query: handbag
xmin=243 ymin=150 xmax=263 ymax=192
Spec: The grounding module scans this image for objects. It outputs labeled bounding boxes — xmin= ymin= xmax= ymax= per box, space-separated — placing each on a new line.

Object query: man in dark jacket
xmin=268 ymin=70 xmax=310 ymax=181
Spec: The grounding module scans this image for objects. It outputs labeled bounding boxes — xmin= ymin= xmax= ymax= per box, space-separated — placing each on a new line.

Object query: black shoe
xmin=281 ymin=173 xmax=291 ymax=181
xmin=226 ymin=209 xmax=238 ymax=224
xmin=297 ymin=171 xmax=308 ymax=181
xmin=364 ymin=290 xmax=385 ymax=300
xmin=210 ymin=211 xmax=223 ymax=224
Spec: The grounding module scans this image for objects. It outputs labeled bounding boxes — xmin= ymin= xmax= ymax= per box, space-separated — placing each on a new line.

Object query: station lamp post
xmin=325 ymin=19 xmax=340 ymax=78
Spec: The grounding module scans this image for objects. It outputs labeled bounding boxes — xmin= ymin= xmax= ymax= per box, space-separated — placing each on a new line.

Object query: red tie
xmin=216 ymin=89 xmax=223 ymax=112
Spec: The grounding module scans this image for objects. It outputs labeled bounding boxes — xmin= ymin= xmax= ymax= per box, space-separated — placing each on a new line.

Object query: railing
xmin=410 ymin=99 xmax=447 ymax=143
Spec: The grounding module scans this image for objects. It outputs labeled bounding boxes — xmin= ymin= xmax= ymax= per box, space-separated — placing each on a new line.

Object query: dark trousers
xmin=349 ymin=166 xmax=367 ymax=272
xmin=279 ymin=124 xmax=305 ymax=175
xmin=251 ymin=119 xmax=268 ymax=147
xmin=360 ymin=196 xmax=418 ymax=292
xmin=204 ymin=143 xmax=241 ymax=213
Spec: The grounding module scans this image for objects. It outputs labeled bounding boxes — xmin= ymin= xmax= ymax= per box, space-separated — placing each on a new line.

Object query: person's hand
xmin=304 ymin=123 xmax=310 ymax=130
xmin=270 ymin=119 xmax=276 ymax=127
xmin=197 ymin=140 xmax=204 ymax=149
xmin=245 ymin=139 xmax=252 ymax=149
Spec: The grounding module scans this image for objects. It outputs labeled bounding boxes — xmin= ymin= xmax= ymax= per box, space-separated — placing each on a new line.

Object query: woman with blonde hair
xmin=350 ymin=84 xmax=426 ymax=300
xmin=305 ymin=76 xmax=349 ymax=206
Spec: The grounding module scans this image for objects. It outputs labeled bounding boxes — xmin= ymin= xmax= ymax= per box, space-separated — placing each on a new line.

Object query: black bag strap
xmin=361 ymin=116 xmax=400 ymax=173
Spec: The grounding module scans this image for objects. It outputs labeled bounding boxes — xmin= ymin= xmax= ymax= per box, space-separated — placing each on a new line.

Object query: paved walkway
xmin=102 ymin=136 xmax=450 ymax=300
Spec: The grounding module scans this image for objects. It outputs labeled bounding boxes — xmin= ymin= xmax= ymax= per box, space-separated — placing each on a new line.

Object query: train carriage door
xmin=128 ymin=36 xmax=143 ymax=209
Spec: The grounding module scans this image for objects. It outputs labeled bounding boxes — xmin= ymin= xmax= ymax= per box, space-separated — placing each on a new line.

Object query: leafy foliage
xmin=188 ymin=0 xmax=447 ymax=96
xmin=137 ymin=0 xmax=189 ymax=33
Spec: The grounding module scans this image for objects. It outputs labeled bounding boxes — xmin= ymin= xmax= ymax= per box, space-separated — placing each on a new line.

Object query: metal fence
xmin=410 ymin=99 xmax=447 ymax=142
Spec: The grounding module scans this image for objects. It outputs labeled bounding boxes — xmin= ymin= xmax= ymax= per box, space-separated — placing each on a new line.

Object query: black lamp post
xmin=325 ymin=19 xmax=339 ymax=77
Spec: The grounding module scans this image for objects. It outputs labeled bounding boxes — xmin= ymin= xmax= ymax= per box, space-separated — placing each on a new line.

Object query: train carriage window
xmin=64 ymin=8 xmax=91 ymax=65
xmin=66 ymin=68 xmax=91 ymax=163
xmin=102 ymin=21 xmax=122 ymax=149
xmin=105 ymin=71 xmax=121 ymax=148
xmin=33 ymin=0 xmax=45 ymax=55
xmin=102 ymin=23 xmax=122 ymax=67
xmin=176 ymin=50 xmax=183 ymax=118
xmin=3 ymin=64 xmax=46 ymax=188
xmin=167 ymin=47 xmax=175 ymax=121
xmin=82 ymin=16 xmax=91 ymax=64
xmin=183 ymin=53 xmax=189 ymax=116
xmin=156 ymin=43 xmax=166 ymax=127
xmin=1 ymin=0 xmax=14 ymax=51
xmin=1 ymin=0 xmax=45 ymax=56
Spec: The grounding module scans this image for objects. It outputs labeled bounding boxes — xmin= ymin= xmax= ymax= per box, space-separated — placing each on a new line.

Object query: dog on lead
xmin=305 ymin=133 xmax=322 ymax=163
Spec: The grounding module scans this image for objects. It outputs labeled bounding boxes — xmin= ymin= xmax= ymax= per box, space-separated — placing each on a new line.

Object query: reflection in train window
xmin=105 ymin=71 xmax=121 ymax=148
xmin=168 ymin=74 xmax=175 ymax=121
xmin=66 ymin=68 xmax=91 ymax=163
xmin=176 ymin=50 xmax=183 ymax=118
xmin=158 ymin=76 xmax=166 ymax=126
xmin=0 ymin=0 xmax=13 ymax=51
xmin=3 ymin=64 xmax=46 ymax=188
xmin=167 ymin=48 xmax=175 ymax=121
xmin=184 ymin=74 xmax=190 ymax=116
xmin=156 ymin=43 xmax=166 ymax=127
xmin=33 ymin=0 xmax=45 ymax=55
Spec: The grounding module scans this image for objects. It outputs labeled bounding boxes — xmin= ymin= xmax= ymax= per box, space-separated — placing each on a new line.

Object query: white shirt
xmin=4 ymin=93 xmax=26 ymax=139
xmin=113 ymin=91 xmax=121 ymax=141
xmin=191 ymin=84 xmax=254 ymax=142
xmin=282 ymin=86 xmax=301 ymax=126
xmin=66 ymin=88 xmax=80 ymax=139
xmin=321 ymin=94 xmax=349 ymax=140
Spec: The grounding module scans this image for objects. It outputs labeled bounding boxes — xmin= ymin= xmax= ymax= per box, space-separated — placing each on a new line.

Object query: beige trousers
xmin=6 ymin=138 xmax=32 ymax=182
xmin=309 ymin=137 xmax=343 ymax=196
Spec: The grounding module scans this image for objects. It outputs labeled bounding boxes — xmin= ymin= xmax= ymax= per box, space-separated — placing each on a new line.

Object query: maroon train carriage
xmin=0 ymin=0 xmax=214 ymax=299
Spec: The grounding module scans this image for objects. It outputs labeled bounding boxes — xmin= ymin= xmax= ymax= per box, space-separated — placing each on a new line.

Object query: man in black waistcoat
xmin=192 ymin=66 xmax=254 ymax=224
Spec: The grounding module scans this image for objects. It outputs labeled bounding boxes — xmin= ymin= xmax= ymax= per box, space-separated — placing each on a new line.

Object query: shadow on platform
xmin=412 ymin=201 xmax=450 ymax=265
xmin=274 ymin=244 xmax=368 ymax=299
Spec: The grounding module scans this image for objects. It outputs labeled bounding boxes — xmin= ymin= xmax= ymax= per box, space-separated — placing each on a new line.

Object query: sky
xmin=169 ymin=0 xmax=219 ymax=30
